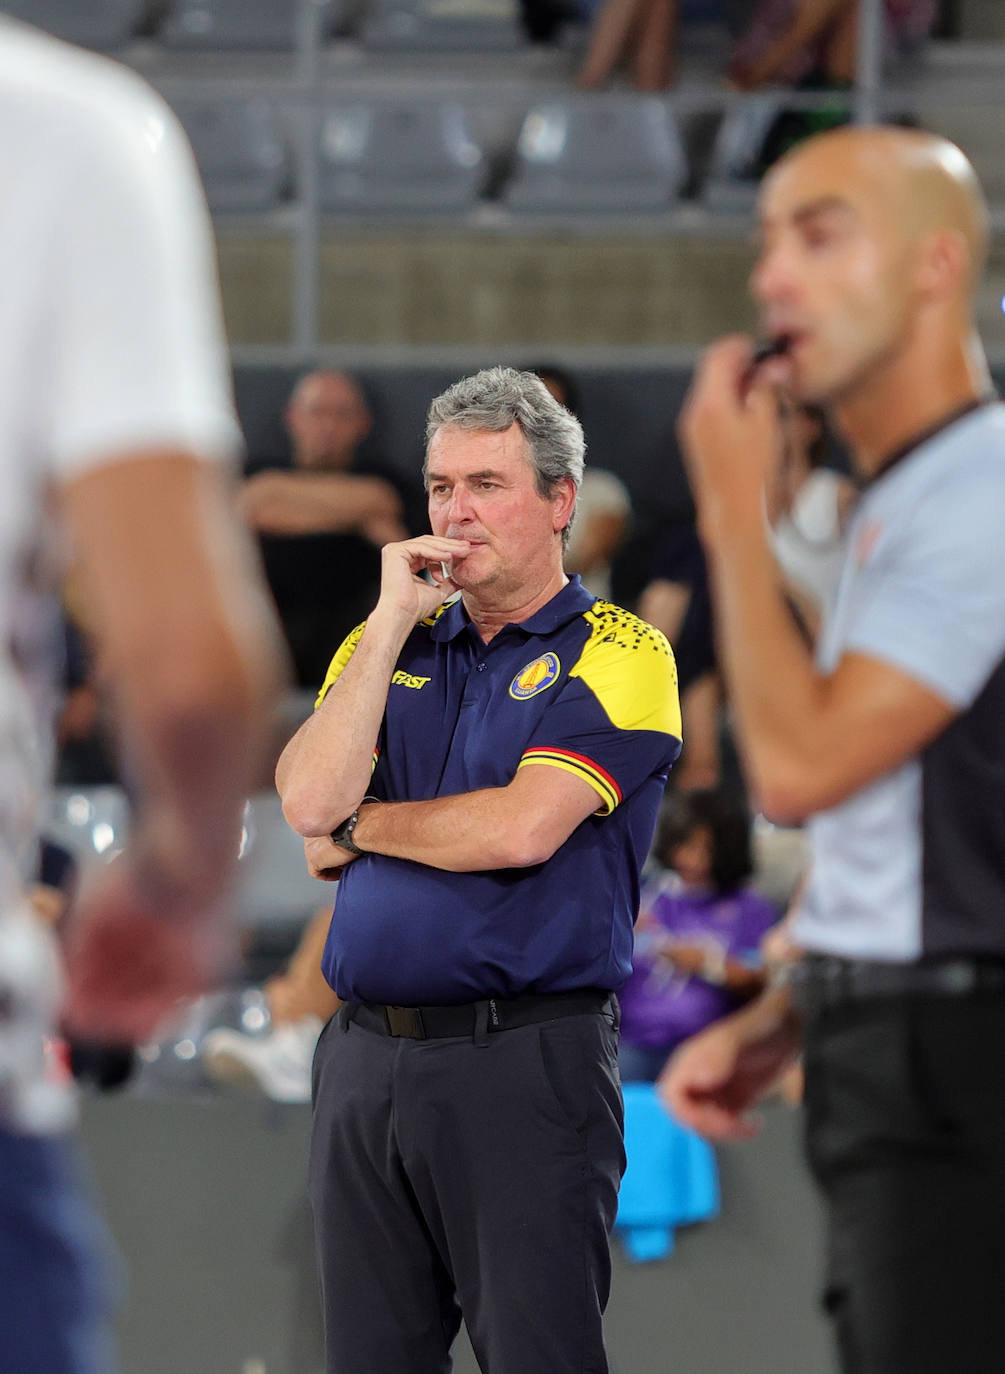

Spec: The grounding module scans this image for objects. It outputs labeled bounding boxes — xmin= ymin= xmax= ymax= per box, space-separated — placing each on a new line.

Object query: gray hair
xmin=424 ymin=366 xmax=585 ymax=548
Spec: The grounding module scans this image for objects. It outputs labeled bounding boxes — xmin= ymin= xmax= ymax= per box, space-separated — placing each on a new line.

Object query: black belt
xmin=793 ymin=954 xmax=1005 ymax=1013
xmin=344 ymin=988 xmax=613 ymax=1041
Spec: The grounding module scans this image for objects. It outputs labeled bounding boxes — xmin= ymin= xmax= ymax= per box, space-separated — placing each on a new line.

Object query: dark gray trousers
xmin=804 ymin=992 xmax=1005 ymax=1374
xmin=309 ymin=1002 xmax=624 ymax=1374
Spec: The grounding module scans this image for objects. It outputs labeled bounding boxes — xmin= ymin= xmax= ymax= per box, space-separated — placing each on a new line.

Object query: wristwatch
xmin=330 ymin=808 xmax=367 ymax=856
xmin=330 ymin=797 xmax=377 ymax=856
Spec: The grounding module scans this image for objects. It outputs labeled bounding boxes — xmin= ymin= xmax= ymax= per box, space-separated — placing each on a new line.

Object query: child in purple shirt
xmin=618 ymin=789 xmax=780 ymax=1083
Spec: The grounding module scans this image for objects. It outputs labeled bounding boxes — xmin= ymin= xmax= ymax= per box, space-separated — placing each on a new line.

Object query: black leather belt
xmin=793 ymin=953 xmax=1005 ymax=1012
xmin=344 ymin=988 xmax=613 ymax=1040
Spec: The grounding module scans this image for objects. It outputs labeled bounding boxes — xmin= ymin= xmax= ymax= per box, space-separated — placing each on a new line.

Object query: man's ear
xmin=552 ymin=477 xmax=577 ymax=536
xmin=917 ymin=227 xmax=970 ymax=301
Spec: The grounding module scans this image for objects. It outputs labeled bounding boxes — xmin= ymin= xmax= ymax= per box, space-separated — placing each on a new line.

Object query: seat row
xmin=4 ymin=0 xmax=535 ymax=53
xmin=172 ymin=93 xmax=793 ymax=216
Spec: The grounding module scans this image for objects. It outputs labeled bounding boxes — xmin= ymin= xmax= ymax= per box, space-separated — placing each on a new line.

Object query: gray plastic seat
xmin=503 ymin=96 xmax=687 ymax=214
xmin=320 ymin=102 xmax=485 ymax=214
xmin=361 ymin=0 xmax=523 ymax=52
xmin=45 ymin=786 xmax=132 ymax=874
xmin=160 ymin=0 xmax=337 ymax=50
xmin=234 ymin=791 xmax=331 ymax=932
xmin=173 ymin=99 xmax=289 ymax=213
xmin=701 ymin=94 xmax=786 ymax=213
xmin=1 ymin=0 xmax=145 ymax=48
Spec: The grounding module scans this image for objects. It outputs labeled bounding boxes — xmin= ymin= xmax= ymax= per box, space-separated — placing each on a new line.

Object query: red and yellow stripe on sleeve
xmin=517 ymin=747 xmax=622 ymax=815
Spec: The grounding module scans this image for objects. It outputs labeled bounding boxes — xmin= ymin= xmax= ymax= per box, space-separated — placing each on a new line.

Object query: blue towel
xmin=614 ymin=1082 xmax=720 ymax=1261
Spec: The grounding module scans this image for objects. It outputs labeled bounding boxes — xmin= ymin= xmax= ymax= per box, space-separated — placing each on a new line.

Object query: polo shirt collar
xmin=430 ymin=576 xmax=595 ymax=643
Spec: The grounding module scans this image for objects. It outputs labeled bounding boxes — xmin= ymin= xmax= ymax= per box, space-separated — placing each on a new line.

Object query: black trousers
xmin=803 ymin=991 xmax=1005 ymax=1374
xmin=309 ymin=1003 xmax=625 ymax=1374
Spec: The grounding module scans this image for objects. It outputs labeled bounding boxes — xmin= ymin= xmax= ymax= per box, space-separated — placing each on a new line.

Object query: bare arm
xmin=658 ymin=983 xmax=803 ymax=1140
xmin=730 ymin=0 xmax=853 ymax=88
xmin=59 ymin=452 xmax=286 ymax=1039
xmin=238 ymin=470 xmax=406 ymax=539
xmin=678 ymin=339 xmax=954 ymax=824
xmin=276 ymin=534 xmax=470 ymax=836
xmin=637 ymin=578 xmax=692 ymax=644
xmin=344 ymin=763 xmax=602 ymax=872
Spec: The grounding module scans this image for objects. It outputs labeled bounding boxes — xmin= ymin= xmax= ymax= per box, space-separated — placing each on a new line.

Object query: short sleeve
xmin=517 ymin=612 xmax=682 ymax=814
xmin=842 ymin=461 xmax=1005 ymax=709
xmin=315 ymin=622 xmax=368 ymax=708
xmin=42 ymin=79 xmax=241 ymax=478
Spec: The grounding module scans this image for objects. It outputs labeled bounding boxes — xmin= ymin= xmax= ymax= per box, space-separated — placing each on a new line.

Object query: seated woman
xmin=618 ymin=788 xmax=779 ymax=1083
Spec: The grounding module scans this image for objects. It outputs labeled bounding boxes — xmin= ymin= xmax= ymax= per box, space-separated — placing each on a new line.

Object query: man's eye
xmin=430 ymin=485 xmax=449 ymax=497
xmin=478 ymin=481 xmax=498 ymax=490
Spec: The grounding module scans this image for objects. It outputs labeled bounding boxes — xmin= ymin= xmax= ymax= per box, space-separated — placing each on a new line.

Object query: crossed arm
xmin=276 ymin=535 xmax=603 ymax=876
xmin=238 ymin=469 xmax=406 ymax=542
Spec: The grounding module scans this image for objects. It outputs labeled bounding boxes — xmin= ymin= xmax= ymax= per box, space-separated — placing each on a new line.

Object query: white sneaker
xmin=202 ymin=1015 xmax=323 ymax=1104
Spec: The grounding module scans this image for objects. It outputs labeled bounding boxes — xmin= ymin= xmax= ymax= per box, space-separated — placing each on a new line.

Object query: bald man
xmin=662 ymin=126 xmax=1005 ymax=1374
xmin=240 ymin=370 xmax=413 ymax=687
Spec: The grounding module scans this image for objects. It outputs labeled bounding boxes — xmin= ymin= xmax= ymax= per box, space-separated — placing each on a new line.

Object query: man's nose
xmin=750 ymin=244 xmax=794 ymax=308
xmin=447 ymin=485 xmax=474 ymax=520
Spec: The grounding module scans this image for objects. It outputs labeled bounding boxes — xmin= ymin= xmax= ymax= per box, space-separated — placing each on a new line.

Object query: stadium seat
xmin=172 ymin=99 xmax=289 ymax=213
xmin=45 ymin=786 xmax=132 ymax=872
xmin=235 ymin=791 xmax=330 ymax=933
xmin=1 ymin=0 xmax=146 ymax=49
xmin=503 ymin=96 xmax=688 ymax=213
xmin=319 ymin=102 xmax=485 ymax=214
xmin=160 ymin=0 xmax=338 ymax=50
xmin=360 ymin=0 xmax=524 ymax=53
xmin=700 ymin=94 xmax=789 ymax=213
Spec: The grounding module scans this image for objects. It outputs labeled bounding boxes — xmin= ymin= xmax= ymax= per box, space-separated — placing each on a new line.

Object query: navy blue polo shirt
xmin=316 ymin=577 xmax=682 ymax=1005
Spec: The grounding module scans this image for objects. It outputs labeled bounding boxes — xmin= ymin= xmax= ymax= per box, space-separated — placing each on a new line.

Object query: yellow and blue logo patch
xmin=509 ymin=652 xmax=561 ymax=700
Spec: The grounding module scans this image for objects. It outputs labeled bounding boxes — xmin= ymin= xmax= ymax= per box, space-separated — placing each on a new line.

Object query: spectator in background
xmin=577 ymin=0 xmax=680 ymax=91
xmin=619 ymin=789 xmax=777 ymax=1082
xmin=531 ymin=366 xmax=633 ymax=601
xmin=728 ymin=0 xmax=936 ymax=92
xmin=638 ymin=523 xmax=723 ymax=791
xmin=767 ymin=400 xmax=858 ymax=640
xmin=239 ymin=370 xmax=412 ymax=688
xmin=202 ymin=903 xmax=339 ymax=1104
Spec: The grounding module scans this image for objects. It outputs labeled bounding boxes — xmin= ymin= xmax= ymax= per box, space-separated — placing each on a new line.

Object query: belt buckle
xmin=386 ymin=1006 xmax=425 ymax=1039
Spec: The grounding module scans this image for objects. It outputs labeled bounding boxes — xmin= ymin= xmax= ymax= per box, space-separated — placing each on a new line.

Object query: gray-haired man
xmin=277 ymin=367 xmax=682 ymax=1373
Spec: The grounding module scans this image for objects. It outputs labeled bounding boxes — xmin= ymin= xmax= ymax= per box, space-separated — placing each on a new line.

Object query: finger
xmin=388 ymin=536 xmax=472 ymax=561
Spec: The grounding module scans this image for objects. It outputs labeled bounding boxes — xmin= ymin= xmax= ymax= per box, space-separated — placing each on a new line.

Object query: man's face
xmin=286 ymin=373 xmax=370 ymax=470
xmin=751 ymin=147 xmax=917 ymax=405
xmin=426 ymin=424 xmax=572 ymax=597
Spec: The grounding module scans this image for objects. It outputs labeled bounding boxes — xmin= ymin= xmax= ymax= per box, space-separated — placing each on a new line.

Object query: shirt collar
xmin=862 ymin=393 xmax=997 ymax=490
xmin=430 ymin=576 xmax=596 ymax=644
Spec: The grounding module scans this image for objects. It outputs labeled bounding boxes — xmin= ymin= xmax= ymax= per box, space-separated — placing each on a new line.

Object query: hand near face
xmin=373 ymin=535 xmax=471 ymax=627
xmin=677 ymin=336 xmax=786 ymax=544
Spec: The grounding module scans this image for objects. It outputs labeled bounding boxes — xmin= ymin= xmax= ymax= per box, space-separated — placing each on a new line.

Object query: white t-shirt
xmin=0 ymin=19 xmax=240 ymax=1129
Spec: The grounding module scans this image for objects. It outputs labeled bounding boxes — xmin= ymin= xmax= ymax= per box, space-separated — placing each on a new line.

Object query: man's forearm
xmin=352 ymin=789 xmax=543 ymax=873
xmin=277 ymin=609 xmax=410 ymax=835
xmin=244 ymin=473 xmax=402 ymax=536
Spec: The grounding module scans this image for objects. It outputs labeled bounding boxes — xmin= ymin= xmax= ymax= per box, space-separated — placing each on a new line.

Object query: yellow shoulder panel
xmin=315 ymin=621 xmax=367 ymax=709
xmin=569 ymin=601 xmax=682 ymax=738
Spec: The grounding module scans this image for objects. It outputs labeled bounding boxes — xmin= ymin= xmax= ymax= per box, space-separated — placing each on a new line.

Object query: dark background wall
xmin=234 ymin=362 xmax=1005 ymax=534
